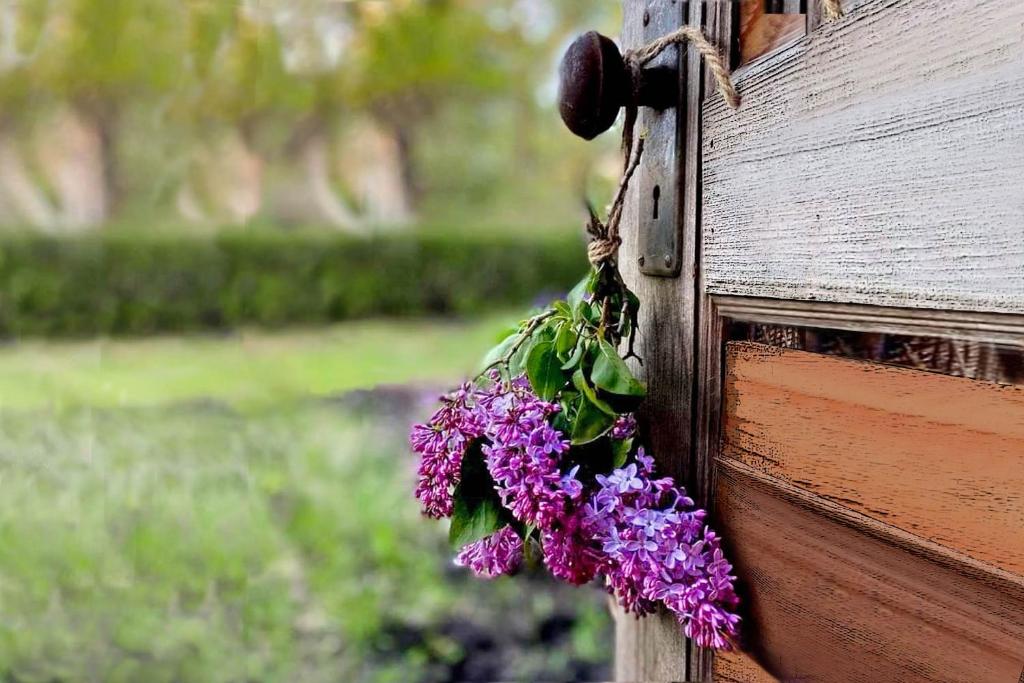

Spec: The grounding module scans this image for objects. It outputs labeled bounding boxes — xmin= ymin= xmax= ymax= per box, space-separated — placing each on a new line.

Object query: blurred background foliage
xmin=0 ymin=403 xmax=612 ymax=682
xmin=0 ymin=0 xmax=621 ymax=233
xmin=0 ymin=1 xmax=624 ymax=680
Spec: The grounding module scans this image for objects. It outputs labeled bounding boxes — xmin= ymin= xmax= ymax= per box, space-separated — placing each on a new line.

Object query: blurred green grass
xmin=0 ymin=315 xmax=515 ymax=410
xmin=0 ymin=406 xmax=609 ymax=682
xmin=0 ymin=317 xmax=612 ymax=681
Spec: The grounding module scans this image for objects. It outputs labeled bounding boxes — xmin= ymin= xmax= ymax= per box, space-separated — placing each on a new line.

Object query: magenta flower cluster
xmin=409 ymin=383 xmax=483 ymax=518
xmin=410 ymin=375 xmax=740 ymax=650
xmin=475 ymin=376 xmax=578 ymax=528
xmin=454 ymin=526 xmax=523 ymax=577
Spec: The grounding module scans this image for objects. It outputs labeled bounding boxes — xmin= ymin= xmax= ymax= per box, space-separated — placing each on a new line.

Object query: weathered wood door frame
xmin=617 ymin=0 xmax=737 ymax=678
xmin=617 ymin=0 xmax=1024 ymax=680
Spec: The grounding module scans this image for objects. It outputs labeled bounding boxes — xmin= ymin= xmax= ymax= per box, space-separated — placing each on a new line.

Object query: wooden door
xmin=615 ymin=0 xmax=1024 ymax=680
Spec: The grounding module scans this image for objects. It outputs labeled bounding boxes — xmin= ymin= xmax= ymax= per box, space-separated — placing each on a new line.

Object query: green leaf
xmin=526 ymin=340 xmax=566 ymax=401
xmin=536 ymin=317 xmax=559 ymax=343
xmin=554 ymin=322 xmax=577 ymax=359
xmin=566 ymin=274 xmax=592 ymax=312
xmin=611 ymin=437 xmax=634 ymax=468
xmin=592 ymin=340 xmax=646 ymax=398
xmin=449 ymin=443 xmax=506 ymax=549
xmin=509 ymin=336 xmax=536 ymax=376
xmin=553 ymin=300 xmax=573 ymax=319
xmin=580 ymin=302 xmax=603 ymax=326
xmin=571 ymin=397 xmax=616 ymax=445
xmin=561 ymin=339 xmax=586 ymax=371
xmin=449 ymin=490 xmax=503 ymax=549
xmin=478 ymin=332 xmax=519 ymax=373
xmin=572 ymin=368 xmax=616 ymax=416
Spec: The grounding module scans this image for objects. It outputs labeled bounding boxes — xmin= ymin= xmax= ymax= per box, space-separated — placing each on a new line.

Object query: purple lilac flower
xmin=611 ymin=414 xmax=637 ymax=440
xmin=455 ymin=527 xmax=523 ymax=578
xmin=541 ymin=505 xmax=602 ymax=585
xmin=476 ymin=377 xmax=575 ymax=528
xmin=410 ymin=384 xmax=483 ymax=518
xmin=582 ymin=448 xmax=741 ymax=649
xmin=412 ymin=374 xmax=740 ymax=650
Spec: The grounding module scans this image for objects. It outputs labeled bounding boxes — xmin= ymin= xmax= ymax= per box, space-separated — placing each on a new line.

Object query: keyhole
xmin=652 ymin=185 xmax=661 ymax=220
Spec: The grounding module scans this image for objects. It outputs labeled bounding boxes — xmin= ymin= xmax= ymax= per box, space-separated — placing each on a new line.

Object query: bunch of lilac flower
xmin=583 ymin=448 xmax=740 ymax=648
xmin=476 ymin=376 xmax=580 ymax=528
xmin=410 ymin=374 xmax=740 ymax=650
xmin=454 ymin=526 xmax=524 ymax=577
xmin=410 ymin=383 xmax=485 ymax=518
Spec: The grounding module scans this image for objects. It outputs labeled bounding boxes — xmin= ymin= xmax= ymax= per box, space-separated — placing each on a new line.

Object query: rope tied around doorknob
xmin=587 ymin=26 xmax=738 ymax=269
xmin=625 ymin=26 xmax=741 ymax=110
xmin=586 ymin=135 xmax=645 ymax=268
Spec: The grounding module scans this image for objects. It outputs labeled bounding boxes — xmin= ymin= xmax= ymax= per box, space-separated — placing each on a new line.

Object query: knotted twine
xmin=587 ymin=27 xmax=739 ymax=269
xmin=586 ymin=4 xmax=846 ymax=268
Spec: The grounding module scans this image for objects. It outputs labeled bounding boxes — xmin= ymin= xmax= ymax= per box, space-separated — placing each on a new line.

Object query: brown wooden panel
xmin=716 ymin=459 xmax=1024 ymax=682
xmin=739 ymin=0 xmax=806 ymax=66
xmin=723 ymin=342 xmax=1024 ymax=576
xmin=704 ymin=0 xmax=1024 ymax=314
xmin=715 ymin=649 xmax=778 ymax=682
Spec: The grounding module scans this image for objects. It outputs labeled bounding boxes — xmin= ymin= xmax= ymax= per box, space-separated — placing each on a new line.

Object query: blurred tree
xmin=0 ymin=0 xmax=620 ymax=232
xmin=0 ymin=1 xmax=62 ymax=228
xmin=339 ymin=0 xmax=507 ymax=206
xmin=33 ymin=0 xmax=187 ymax=218
xmin=173 ymin=2 xmax=309 ymax=224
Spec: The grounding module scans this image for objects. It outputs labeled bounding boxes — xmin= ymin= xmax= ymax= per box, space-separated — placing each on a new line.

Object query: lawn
xmin=0 ymin=318 xmax=612 ymax=682
xmin=0 ymin=315 xmax=516 ymax=410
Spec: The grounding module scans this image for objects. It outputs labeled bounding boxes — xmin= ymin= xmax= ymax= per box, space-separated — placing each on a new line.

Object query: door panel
xmin=714 ymin=342 xmax=1024 ymax=681
xmin=724 ymin=342 xmax=1024 ymax=574
xmin=702 ymin=0 xmax=1024 ymax=314
xmin=738 ymin=0 xmax=805 ymax=66
xmin=611 ymin=0 xmax=1024 ymax=678
xmin=715 ymin=456 xmax=1024 ymax=682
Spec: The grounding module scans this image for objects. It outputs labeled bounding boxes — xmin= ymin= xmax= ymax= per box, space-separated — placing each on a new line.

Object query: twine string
xmin=586 ymin=135 xmax=645 ymax=267
xmin=627 ymin=26 xmax=740 ymax=110
xmin=588 ymin=26 xmax=738 ymax=268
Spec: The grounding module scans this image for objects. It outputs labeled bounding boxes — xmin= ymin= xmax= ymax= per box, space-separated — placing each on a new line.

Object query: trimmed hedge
xmin=0 ymin=230 xmax=587 ymax=337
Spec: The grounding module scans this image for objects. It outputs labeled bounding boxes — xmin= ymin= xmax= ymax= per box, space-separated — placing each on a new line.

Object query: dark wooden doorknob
xmin=557 ymin=31 xmax=678 ymax=140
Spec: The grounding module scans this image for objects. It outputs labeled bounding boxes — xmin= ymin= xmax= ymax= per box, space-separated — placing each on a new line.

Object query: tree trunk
xmin=73 ymin=99 xmax=120 ymax=221
xmin=177 ymin=129 xmax=264 ymax=225
xmin=264 ymin=121 xmax=365 ymax=232
xmin=300 ymin=130 xmax=364 ymax=231
xmin=36 ymin=108 xmax=109 ymax=229
xmin=390 ymin=124 xmax=420 ymax=211
xmin=336 ymin=118 xmax=413 ymax=227
xmin=0 ymin=135 xmax=58 ymax=229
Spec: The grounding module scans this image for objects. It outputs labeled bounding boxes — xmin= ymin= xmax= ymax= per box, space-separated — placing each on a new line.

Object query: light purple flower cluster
xmin=411 ymin=376 xmax=740 ymax=650
xmin=583 ymin=449 xmax=740 ymax=649
xmin=476 ymin=376 xmax=579 ymax=528
xmin=454 ymin=526 xmax=523 ymax=577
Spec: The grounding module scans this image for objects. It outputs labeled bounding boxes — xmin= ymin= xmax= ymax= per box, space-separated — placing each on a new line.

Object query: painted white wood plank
xmin=703 ymin=0 xmax=1024 ymax=314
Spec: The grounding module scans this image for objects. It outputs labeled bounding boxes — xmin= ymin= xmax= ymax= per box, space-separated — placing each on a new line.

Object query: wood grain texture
xmin=694 ymin=4 xmax=738 ymax=680
xmin=806 ymin=0 xmax=850 ymax=30
xmin=717 ymin=459 xmax=1024 ymax=682
xmin=739 ymin=0 xmax=805 ymax=66
xmin=714 ymin=650 xmax=777 ymax=683
xmin=614 ymin=0 xmax=692 ymax=678
xmin=703 ymin=0 xmax=1024 ymax=314
xmin=724 ymin=342 xmax=1024 ymax=575
xmin=713 ymin=295 xmax=1024 ymax=345
xmin=612 ymin=603 xmax=689 ymax=683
